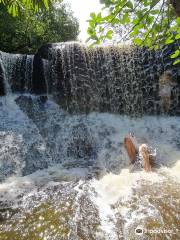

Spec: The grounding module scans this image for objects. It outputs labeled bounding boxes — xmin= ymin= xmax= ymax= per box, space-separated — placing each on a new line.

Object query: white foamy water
xmin=90 ymin=166 xmax=179 ymax=239
xmin=0 ymin=95 xmax=180 ymax=240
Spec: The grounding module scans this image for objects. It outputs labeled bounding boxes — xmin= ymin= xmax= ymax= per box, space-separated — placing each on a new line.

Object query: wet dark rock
xmin=15 ymin=95 xmax=33 ymax=115
xmin=15 ymin=95 xmax=48 ymax=121
xmin=39 ymin=95 xmax=48 ymax=104
xmin=67 ymin=123 xmax=97 ymax=161
xmin=35 ymin=43 xmax=56 ymax=59
xmin=32 ymin=43 xmax=59 ymax=94
xmin=22 ymin=145 xmax=49 ymax=176
xmin=32 ymin=55 xmax=47 ymax=94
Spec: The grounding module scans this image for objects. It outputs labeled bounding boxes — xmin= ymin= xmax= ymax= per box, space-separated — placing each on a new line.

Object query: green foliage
xmin=87 ymin=0 xmax=180 ymax=64
xmin=0 ymin=0 xmax=51 ymax=16
xmin=0 ymin=2 xmax=79 ymax=54
xmin=170 ymin=48 xmax=180 ymax=58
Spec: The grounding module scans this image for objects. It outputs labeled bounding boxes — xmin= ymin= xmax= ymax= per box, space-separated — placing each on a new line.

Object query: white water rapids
xmin=0 ymin=95 xmax=179 ymax=240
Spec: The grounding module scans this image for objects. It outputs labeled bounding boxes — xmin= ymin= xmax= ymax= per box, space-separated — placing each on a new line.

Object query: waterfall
xmin=49 ymin=43 xmax=146 ymax=114
xmin=0 ymin=58 xmax=6 ymax=95
xmin=0 ymin=51 xmax=34 ymax=94
xmin=42 ymin=59 xmax=50 ymax=95
xmin=25 ymin=55 xmax=34 ymax=92
xmin=45 ymin=42 xmax=180 ymax=115
xmin=0 ymin=42 xmax=180 ymax=240
xmin=0 ymin=43 xmax=179 ymax=115
xmin=0 ymin=52 xmax=11 ymax=94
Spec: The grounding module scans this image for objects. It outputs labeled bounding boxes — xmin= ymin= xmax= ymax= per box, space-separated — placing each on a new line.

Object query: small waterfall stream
xmin=0 ymin=42 xmax=180 ymax=240
xmin=0 ymin=51 xmax=34 ymax=94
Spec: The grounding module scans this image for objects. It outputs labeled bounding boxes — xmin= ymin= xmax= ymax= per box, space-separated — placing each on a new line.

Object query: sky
xmin=65 ymin=0 xmax=102 ymax=42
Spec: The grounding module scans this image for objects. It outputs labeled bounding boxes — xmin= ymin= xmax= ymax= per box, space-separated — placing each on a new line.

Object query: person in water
xmin=124 ymin=134 xmax=156 ymax=172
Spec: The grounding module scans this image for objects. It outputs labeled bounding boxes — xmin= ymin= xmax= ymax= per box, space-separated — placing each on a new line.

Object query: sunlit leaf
xmin=165 ymin=38 xmax=174 ymax=44
xmin=173 ymin=59 xmax=180 ymax=65
xmin=133 ymin=38 xmax=142 ymax=45
xmin=170 ymin=50 xmax=180 ymax=59
xmin=176 ymin=17 xmax=180 ymax=25
xmin=133 ymin=18 xmax=139 ymax=25
xmin=126 ymin=1 xmax=133 ymax=9
xmin=106 ymin=30 xmax=113 ymax=39
xmin=175 ymin=33 xmax=180 ymax=40
xmin=90 ymin=12 xmax=96 ymax=19
xmin=150 ymin=9 xmax=160 ymax=15
xmin=150 ymin=0 xmax=160 ymax=8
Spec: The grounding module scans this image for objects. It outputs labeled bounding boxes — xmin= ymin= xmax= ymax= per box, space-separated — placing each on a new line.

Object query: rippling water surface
xmin=0 ymin=95 xmax=180 ymax=240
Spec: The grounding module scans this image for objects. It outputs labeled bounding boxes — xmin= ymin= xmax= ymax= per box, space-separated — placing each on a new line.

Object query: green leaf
xmin=146 ymin=16 xmax=154 ymax=25
xmin=99 ymin=26 xmax=103 ymax=32
xmin=88 ymin=20 xmax=95 ymax=28
xmin=145 ymin=38 xmax=152 ymax=47
xmin=90 ymin=12 xmax=96 ymax=19
xmin=96 ymin=12 xmax=102 ymax=22
xmin=104 ymin=15 xmax=113 ymax=21
xmin=133 ymin=38 xmax=142 ymax=45
xmin=12 ymin=6 xmax=16 ymax=17
xmin=87 ymin=27 xmax=95 ymax=35
xmin=106 ymin=30 xmax=113 ymax=39
xmin=150 ymin=9 xmax=160 ymax=15
xmin=138 ymin=23 xmax=144 ymax=29
xmin=126 ymin=1 xmax=133 ymax=9
xmin=111 ymin=18 xmax=120 ymax=24
xmin=123 ymin=13 xmax=130 ymax=24
xmin=165 ymin=38 xmax=174 ymax=44
xmin=130 ymin=27 xmax=139 ymax=36
xmin=170 ymin=50 xmax=180 ymax=59
xmin=154 ymin=44 xmax=160 ymax=50
xmin=133 ymin=27 xmax=139 ymax=34
xmin=176 ymin=17 xmax=180 ymax=25
xmin=173 ymin=59 xmax=180 ymax=65
xmin=136 ymin=10 xmax=143 ymax=18
xmin=43 ymin=0 xmax=49 ymax=9
xmin=175 ymin=33 xmax=180 ymax=40
xmin=154 ymin=24 xmax=161 ymax=32
xmin=133 ymin=18 xmax=139 ymax=25
xmin=143 ymin=0 xmax=150 ymax=7
xmin=150 ymin=0 xmax=160 ymax=8
xmin=91 ymin=35 xmax=98 ymax=41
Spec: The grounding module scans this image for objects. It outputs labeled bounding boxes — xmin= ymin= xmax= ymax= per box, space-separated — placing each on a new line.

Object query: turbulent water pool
xmin=0 ymin=95 xmax=180 ymax=240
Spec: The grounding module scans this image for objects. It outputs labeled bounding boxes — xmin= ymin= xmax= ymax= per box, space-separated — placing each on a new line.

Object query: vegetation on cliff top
xmin=0 ymin=0 xmax=79 ymax=53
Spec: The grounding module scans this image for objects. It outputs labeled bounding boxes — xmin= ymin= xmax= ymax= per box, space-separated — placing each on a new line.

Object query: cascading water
xmin=0 ymin=42 xmax=180 ymax=240
xmin=24 ymin=55 xmax=34 ymax=92
xmin=46 ymin=43 xmax=179 ymax=115
xmin=0 ymin=51 xmax=34 ymax=94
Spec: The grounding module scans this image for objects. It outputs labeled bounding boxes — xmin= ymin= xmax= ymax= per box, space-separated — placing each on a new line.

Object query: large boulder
xmin=32 ymin=43 xmax=60 ymax=94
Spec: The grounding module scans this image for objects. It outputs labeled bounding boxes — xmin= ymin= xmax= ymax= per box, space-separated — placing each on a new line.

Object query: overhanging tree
xmin=0 ymin=0 xmax=51 ymax=16
xmin=0 ymin=1 xmax=79 ymax=53
xmin=87 ymin=0 xmax=180 ymax=65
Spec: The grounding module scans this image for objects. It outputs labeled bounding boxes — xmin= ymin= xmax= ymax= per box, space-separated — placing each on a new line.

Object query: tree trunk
xmin=170 ymin=0 xmax=180 ymax=17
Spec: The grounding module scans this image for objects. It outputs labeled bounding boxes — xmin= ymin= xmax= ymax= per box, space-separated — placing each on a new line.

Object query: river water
xmin=0 ymin=94 xmax=179 ymax=240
